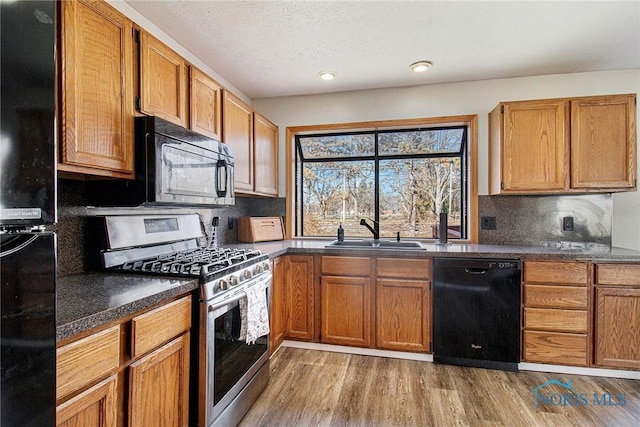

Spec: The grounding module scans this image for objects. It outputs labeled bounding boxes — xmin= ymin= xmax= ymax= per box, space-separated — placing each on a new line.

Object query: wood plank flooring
xmin=240 ymin=347 xmax=640 ymax=426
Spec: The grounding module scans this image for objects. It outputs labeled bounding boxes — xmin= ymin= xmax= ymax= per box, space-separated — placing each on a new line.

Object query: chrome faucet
xmin=359 ymin=218 xmax=379 ymax=240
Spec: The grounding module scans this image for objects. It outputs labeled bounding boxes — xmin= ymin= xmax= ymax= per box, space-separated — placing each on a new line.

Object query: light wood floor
xmin=240 ymin=347 xmax=640 ymax=426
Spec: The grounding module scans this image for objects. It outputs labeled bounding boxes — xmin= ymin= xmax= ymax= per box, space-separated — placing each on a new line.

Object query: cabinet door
xmin=223 ymin=91 xmax=254 ymax=192
xmin=129 ymin=333 xmax=190 ymax=427
xmin=253 ymin=113 xmax=279 ymax=196
xmin=60 ymin=0 xmax=134 ymax=177
xmin=139 ymin=31 xmax=188 ymax=127
xmin=376 ymin=278 xmax=430 ymax=352
xmin=571 ymin=94 xmax=636 ymax=190
xmin=594 ymin=287 xmax=640 ymax=369
xmin=190 ymin=67 xmax=222 ymax=140
xmin=501 ymin=100 xmax=569 ymax=192
xmin=270 ymin=256 xmax=286 ymax=353
xmin=56 ymin=375 xmax=118 ymax=427
xmin=321 ymin=275 xmax=371 ymax=347
xmin=285 ymin=255 xmax=315 ymax=341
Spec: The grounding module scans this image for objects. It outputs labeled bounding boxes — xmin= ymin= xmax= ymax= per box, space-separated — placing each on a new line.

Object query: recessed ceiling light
xmin=318 ymin=71 xmax=336 ymax=80
xmin=409 ymin=61 xmax=433 ymax=73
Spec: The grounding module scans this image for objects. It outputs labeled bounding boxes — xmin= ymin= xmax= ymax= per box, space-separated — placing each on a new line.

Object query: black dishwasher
xmin=433 ymin=258 xmax=521 ymax=371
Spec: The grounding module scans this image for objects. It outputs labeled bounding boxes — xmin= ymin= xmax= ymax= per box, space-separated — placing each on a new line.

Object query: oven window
xmin=213 ymin=302 xmax=268 ymax=405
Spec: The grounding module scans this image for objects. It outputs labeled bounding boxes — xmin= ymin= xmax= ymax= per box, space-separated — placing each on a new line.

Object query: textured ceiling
xmin=124 ymin=0 xmax=640 ymax=99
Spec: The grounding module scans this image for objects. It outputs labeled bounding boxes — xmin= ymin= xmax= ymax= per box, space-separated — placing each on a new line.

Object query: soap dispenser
xmin=337 ymin=223 xmax=344 ymax=241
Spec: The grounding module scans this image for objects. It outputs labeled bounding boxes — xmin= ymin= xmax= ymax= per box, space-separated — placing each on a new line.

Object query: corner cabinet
xmin=59 ymin=0 xmax=134 ymax=178
xmin=284 ymin=255 xmax=315 ymax=341
xmin=223 ymin=91 xmax=279 ymax=196
xmin=138 ymin=29 xmax=189 ymax=127
xmin=593 ymin=264 xmax=640 ymax=370
xmin=489 ymin=94 xmax=636 ymax=194
xmin=376 ymin=258 xmax=432 ymax=353
xmin=270 ymin=256 xmax=286 ymax=353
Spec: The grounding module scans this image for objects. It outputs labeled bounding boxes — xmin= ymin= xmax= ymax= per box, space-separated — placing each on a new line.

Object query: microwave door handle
xmin=216 ymin=159 xmax=228 ymax=197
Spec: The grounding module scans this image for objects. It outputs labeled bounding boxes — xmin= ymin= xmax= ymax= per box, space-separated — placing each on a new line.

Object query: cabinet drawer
xmin=524 ymin=284 xmax=588 ymax=309
xmin=376 ymin=258 xmax=431 ymax=279
xmin=596 ymin=264 xmax=640 ymax=286
xmin=523 ymin=331 xmax=588 ymax=366
xmin=524 ymin=261 xmax=588 ymax=284
xmin=321 ymin=256 xmax=369 ymax=276
xmin=524 ymin=308 xmax=587 ymax=333
xmin=131 ymin=296 xmax=191 ymax=358
xmin=57 ymin=325 xmax=120 ymax=400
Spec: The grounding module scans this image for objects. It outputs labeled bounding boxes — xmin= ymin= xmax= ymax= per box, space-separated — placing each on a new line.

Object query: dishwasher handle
xmin=465 ymin=267 xmax=487 ymax=275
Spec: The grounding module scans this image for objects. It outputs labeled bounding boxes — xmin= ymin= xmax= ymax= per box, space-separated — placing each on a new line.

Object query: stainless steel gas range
xmin=99 ymin=214 xmax=271 ymax=427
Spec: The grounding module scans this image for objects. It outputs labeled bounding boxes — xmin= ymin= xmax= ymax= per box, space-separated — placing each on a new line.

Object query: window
xmin=295 ymin=123 xmax=468 ymax=240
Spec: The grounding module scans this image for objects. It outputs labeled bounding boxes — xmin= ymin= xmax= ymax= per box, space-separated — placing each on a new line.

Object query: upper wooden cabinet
xmin=489 ymin=94 xmax=636 ymax=194
xmin=223 ymin=91 xmax=254 ymax=192
xmin=223 ymin=91 xmax=279 ymax=196
xmin=190 ymin=67 xmax=222 ymax=140
xmin=253 ymin=112 xmax=279 ymax=196
xmin=59 ymin=0 xmax=134 ymax=178
xmin=138 ymin=30 xmax=188 ymax=127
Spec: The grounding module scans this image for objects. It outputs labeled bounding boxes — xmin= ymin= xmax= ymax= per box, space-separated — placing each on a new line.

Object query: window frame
xmin=285 ymin=115 xmax=479 ymax=242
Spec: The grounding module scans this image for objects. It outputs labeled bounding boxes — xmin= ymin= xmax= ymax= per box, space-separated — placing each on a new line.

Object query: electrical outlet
xmin=481 ymin=216 xmax=496 ymax=230
xmin=563 ymin=216 xmax=574 ymax=231
xmin=228 ymin=217 xmax=235 ymax=230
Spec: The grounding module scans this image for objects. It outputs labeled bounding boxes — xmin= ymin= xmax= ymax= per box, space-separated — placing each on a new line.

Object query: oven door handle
xmin=206 ymin=274 xmax=272 ymax=314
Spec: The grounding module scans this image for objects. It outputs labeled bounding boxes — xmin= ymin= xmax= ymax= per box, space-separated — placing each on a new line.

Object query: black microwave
xmin=88 ymin=116 xmax=234 ymax=207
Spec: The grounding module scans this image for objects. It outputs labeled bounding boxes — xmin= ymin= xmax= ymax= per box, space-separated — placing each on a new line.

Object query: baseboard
xmin=281 ymin=341 xmax=640 ymax=379
xmin=282 ymin=340 xmax=433 ymax=362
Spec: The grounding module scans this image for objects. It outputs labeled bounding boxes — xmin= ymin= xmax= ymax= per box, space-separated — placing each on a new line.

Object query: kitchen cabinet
xmin=253 ymin=112 xmax=279 ymax=196
xmin=522 ymin=261 xmax=589 ymax=366
xmin=138 ymin=29 xmax=189 ymax=127
xmin=489 ymin=94 xmax=636 ymax=194
xmin=59 ymin=0 xmax=134 ymax=178
xmin=376 ymin=258 xmax=432 ymax=353
xmin=56 ymin=295 xmax=192 ymax=426
xmin=223 ymin=91 xmax=254 ymax=192
xmin=270 ymin=256 xmax=286 ymax=353
xmin=320 ymin=256 xmax=372 ymax=347
xmin=190 ymin=67 xmax=223 ymax=140
xmin=284 ymin=255 xmax=315 ymax=341
xmin=222 ymin=91 xmax=279 ymax=196
xmin=593 ymin=264 xmax=640 ymax=370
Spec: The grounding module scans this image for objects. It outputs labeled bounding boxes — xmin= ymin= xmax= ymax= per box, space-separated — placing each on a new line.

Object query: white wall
xmin=253 ymin=70 xmax=640 ymax=249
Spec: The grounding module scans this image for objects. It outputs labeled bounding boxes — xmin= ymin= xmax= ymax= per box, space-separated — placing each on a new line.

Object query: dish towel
xmin=239 ymin=280 xmax=270 ymax=345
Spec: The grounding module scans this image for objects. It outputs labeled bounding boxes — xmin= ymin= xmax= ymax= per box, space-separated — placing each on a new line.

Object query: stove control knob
xmin=218 ymin=279 xmax=228 ymax=291
xmin=229 ymin=275 xmax=239 ymax=287
xmin=262 ymin=262 xmax=271 ymax=271
xmin=253 ymin=264 xmax=263 ymax=274
xmin=242 ymin=270 xmax=252 ymax=281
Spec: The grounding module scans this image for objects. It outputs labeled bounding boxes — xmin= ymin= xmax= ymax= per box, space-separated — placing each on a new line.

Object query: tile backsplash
xmin=478 ymin=194 xmax=612 ymax=246
xmin=54 ymin=179 xmax=285 ymax=276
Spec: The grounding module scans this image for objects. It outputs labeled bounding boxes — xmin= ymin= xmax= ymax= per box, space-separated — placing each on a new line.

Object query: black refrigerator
xmin=1 ymin=1 xmax=57 ymax=426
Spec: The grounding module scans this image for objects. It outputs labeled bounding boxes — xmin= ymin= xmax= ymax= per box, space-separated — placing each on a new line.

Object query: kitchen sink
xmin=325 ymin=239 xmax=426 ymax=250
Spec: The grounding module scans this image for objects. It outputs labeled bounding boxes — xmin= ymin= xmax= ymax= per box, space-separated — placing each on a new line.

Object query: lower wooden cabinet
xmin=376 ymin=258 xmax=431 ymax=353
xmin=56 ymin=295 xmax=192 ymax=426
xmin=522 ymin=261 xmax=589 ymax=366
xmin=321 ymin=275 xmax=371 ymax=347
xmin=270 ymin=256 xmax=286 ymax=353
xmin=56 ymin=375 xmax=118 ymax=427
xmin=594 ymin=264 xmax=640 ymax=370
xmin=129 ymin=333 xmax=190 ymax=427
xmin=284 ymin=255 xmax=315 ymax=341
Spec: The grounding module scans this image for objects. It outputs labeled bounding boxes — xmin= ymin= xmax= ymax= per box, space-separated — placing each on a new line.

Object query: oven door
xmin=200 ymin=273 xmax=271 ymax=427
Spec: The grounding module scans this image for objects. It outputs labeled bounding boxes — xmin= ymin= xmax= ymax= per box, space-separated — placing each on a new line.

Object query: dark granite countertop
xmin=57 ymin=273 xmax=198 ymax=342
xmin=57 ymin=240 xmax=640 ymax=342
